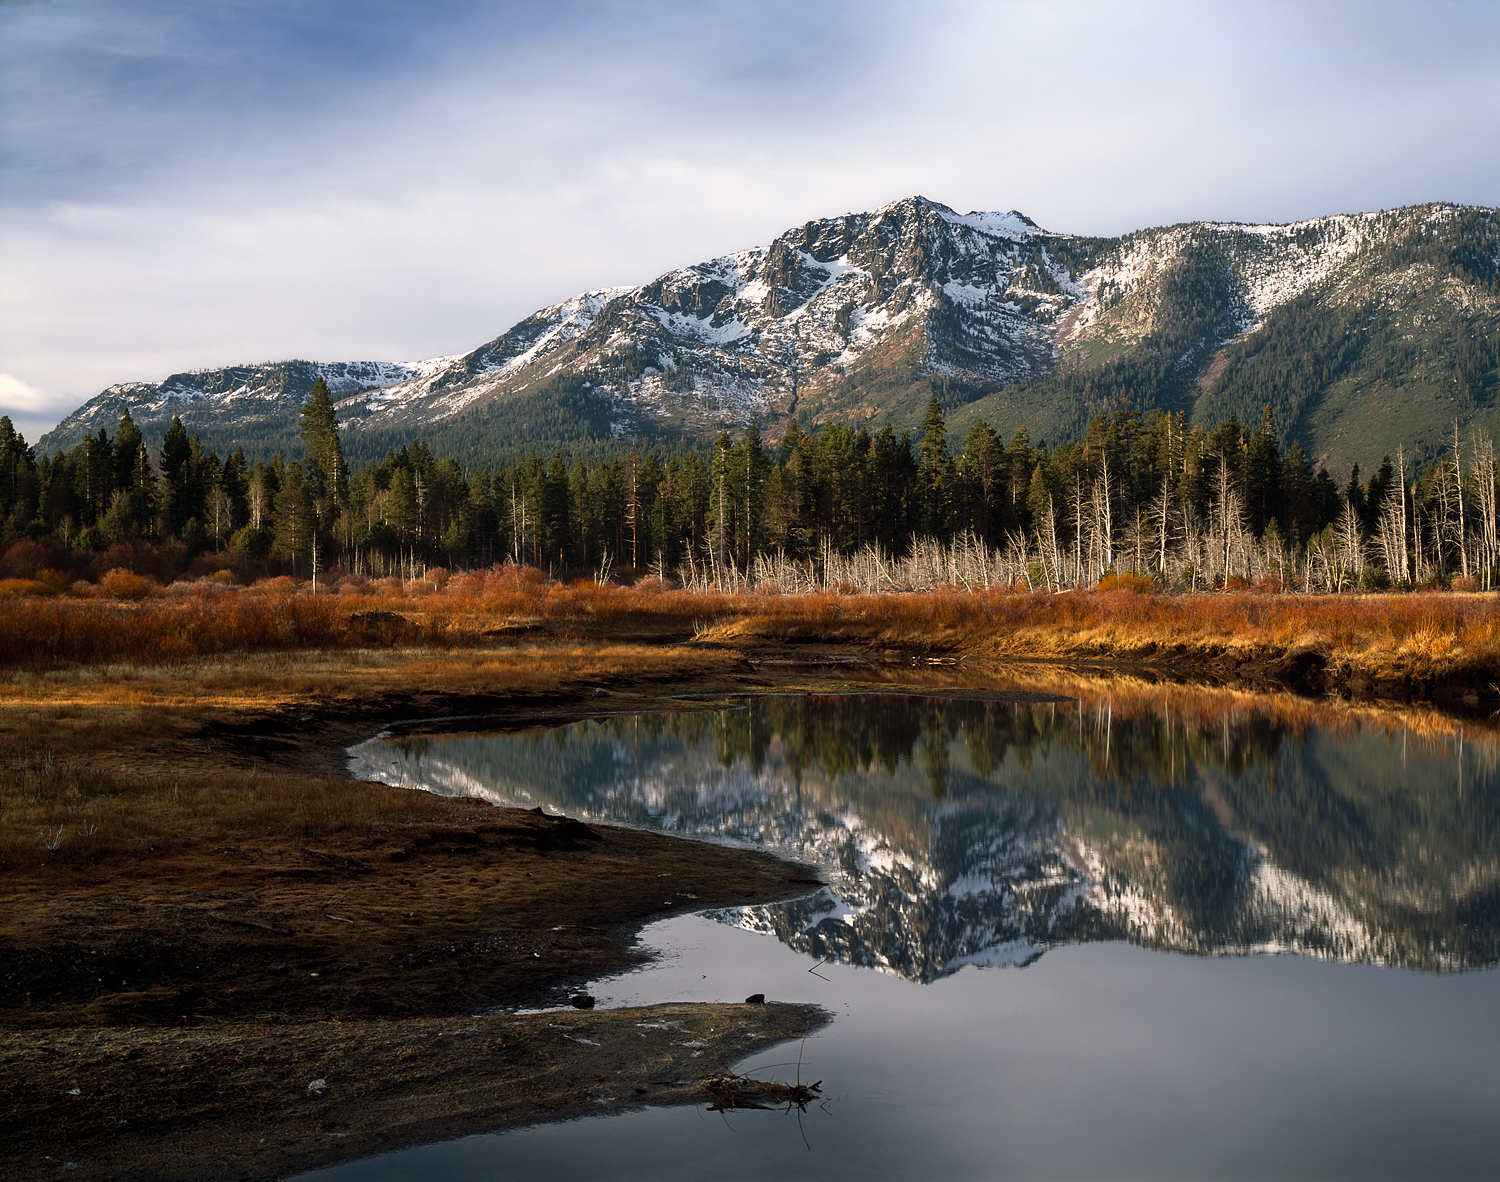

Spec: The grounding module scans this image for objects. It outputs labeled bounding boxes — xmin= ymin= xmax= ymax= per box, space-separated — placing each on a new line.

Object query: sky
xmin=2 ymin=0 xmax=1498 ymax=442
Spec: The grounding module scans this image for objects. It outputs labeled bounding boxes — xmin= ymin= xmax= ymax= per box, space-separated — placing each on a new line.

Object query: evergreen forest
xmin=3 ymin=377 xmax=1498 ymax=595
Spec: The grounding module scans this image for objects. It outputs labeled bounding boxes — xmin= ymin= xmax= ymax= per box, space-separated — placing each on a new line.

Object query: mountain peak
xmin=37 ymin=198 xmax=1500 ymax=470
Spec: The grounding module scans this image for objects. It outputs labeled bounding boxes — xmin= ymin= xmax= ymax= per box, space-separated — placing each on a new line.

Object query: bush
xmin=97 ymin=568 xmax=156 ymax=599
xmin=1097 ymin=572 xmax=1157 ymax=594
xmin=0 ymin=578 xmax=53 ymax=597
xmin=0 ymin=538 xmax=68 ymax=580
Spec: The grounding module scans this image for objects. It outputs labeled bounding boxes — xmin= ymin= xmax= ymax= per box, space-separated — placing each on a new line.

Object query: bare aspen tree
xmin=1215 ymin=453 xmax=1234 ymax=585
xmin=1071 ymin=476 xmax=1086 ymax=587
xmin=1376 ymin=485 xmax=1409 ymax=585
xmin=1452 ymin=420 xmax=1469 ymax=579
xmin=206 ymin=484 xmax=233 ymax=548
xmin=1155 ymin=473 xmax=1172 ymax=576
xmin=1096 ymin=450 xmax=1114 ymax=574
xmin=1396 ymin=446 xmax=1410 ymax=585
xmin=1334 ymin=499 xmax=1365 ymax=587
xmin=1433 ymin=458 xmax=1456 ymax=579
xmin=247 ymin=470 xmax=269 ymax=530
xmin=1473 ymin=431 xmax=1498 ymax=589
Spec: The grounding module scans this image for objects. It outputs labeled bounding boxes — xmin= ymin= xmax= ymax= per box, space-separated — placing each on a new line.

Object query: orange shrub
xmin=35 ymin=568 xmax=70 ymax=594
xmin=1096 ymin=572 xmax=1158 ymax=595
xmin=97 ymin=568 xmax=156 ymax=600
xmin=0 ymin=578 xmax=53 ymax=597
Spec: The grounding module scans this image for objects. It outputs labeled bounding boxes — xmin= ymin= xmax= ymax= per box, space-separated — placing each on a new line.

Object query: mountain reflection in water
xmin=347 ymin=693 xmax=1499 ymax=978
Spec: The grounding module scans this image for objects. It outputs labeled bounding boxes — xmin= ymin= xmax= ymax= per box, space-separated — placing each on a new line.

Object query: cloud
xmin=0 ymin=373 xmax=77 ymax=445
xmin=2 ymin=0 xmax=1497 ymax=432
xmin=0 ymin=372 xmax=58 ymax=414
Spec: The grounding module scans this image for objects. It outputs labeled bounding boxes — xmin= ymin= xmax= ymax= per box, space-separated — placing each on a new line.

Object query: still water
xmin=311 ymin=690 xmax=1500 ymax=1180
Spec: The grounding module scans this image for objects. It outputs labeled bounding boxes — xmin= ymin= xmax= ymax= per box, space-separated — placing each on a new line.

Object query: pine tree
xmin=1243 ymin=406 xmax=1282 ymax=535
xmin=0 ymin=417 xmax=39 ymax=533
xmin=959 ymin=421 xmax=1000 ymax=543
xmin=299 ymin=377 xmax=349 ymax=518
xmin=467 ymin=470 xmax=498 ymax=565
xmin=158 ymin=416 xmax=192 ymax=536
xmin=112 ymin=411 xmax=142 ymax=495
xmin=917 ymin=396 xmax=952 ymax=537
xmin=271 ymin=465 xmax=316 ymax=571
xmin=385 ymin=466 xmax=419 ymax=547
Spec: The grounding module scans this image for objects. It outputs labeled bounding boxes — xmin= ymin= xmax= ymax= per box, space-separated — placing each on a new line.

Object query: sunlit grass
xmin=1 ymin=565 xmax=1495 ymax=680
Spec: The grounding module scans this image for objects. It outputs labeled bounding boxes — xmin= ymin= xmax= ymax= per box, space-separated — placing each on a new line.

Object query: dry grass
xmin=688 ymin=586 xmax=1500 ymax=679
xmin=0 ymin=642 xmax=756 ymax=867
xmin=0 ymin=734 xmax=463 ymax=867
xmin=2 ymin=565 xmax=1496 ymax=682
xmin=874 ymin=660 xmax=1500 ymax=746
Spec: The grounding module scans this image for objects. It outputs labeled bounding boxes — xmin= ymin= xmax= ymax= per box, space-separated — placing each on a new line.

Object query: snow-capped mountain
xmin=346 ymin=696 xmax=1496 ymax=979
xmin=329 ymin=201 xmax=1063 ymax=438
xmin=38 ymin=197 xmax=1499 ymax=468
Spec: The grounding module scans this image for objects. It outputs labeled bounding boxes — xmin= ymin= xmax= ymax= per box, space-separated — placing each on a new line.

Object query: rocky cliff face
xmin=40 ymin=198 xmax=1499 ymax=468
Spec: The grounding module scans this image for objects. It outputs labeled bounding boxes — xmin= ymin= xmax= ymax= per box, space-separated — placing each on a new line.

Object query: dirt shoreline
xmin=1 ymin=640 xmax=1491 ymax=1180
xmin=6 ymin=1002 xmax=830 ymax=1181
xmin=0 ymin=650 xmax=836 ymax=1180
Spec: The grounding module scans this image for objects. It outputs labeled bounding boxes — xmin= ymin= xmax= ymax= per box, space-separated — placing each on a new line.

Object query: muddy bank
xmin=0 ymin=807 xmax=823 ymax=1031
xmin=4 ymin=1001 xmax=829 ymax=1181
xmin=0 ymin=650 xmax=837 ymax=1180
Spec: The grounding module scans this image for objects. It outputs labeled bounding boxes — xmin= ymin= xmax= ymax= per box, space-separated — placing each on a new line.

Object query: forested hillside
xmin=5 ymin=376 xmax=1497 ymax=597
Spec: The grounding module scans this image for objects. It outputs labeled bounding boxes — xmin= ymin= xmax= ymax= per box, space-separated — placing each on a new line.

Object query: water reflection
xmin=349 ymin=693 xmax=1499 ymax=977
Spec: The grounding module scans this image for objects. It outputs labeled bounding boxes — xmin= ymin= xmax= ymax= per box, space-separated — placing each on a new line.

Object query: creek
xmin=303 ymin=687 xmax=1500 ymax=1180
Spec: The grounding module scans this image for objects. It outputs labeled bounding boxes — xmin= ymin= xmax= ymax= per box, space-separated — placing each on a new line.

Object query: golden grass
xmin=2 ymin=567 xmax=1496 ymax=682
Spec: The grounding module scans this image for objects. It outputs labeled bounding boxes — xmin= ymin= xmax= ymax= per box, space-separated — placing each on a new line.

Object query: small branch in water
xmin=700 ymin=1071 xmax=823 ymax=1113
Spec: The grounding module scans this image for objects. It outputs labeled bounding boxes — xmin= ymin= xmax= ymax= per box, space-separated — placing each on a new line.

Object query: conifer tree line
xmin=2 ymin=378 xmax=1497 ymax=592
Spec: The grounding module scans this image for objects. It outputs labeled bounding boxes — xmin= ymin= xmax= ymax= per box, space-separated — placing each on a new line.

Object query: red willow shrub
xmin=0 ymin=591 xmax=348 ymax=668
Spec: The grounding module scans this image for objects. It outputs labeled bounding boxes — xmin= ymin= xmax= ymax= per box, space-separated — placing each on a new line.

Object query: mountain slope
xmin=37 ymin=198 xmax=1500 ymax=471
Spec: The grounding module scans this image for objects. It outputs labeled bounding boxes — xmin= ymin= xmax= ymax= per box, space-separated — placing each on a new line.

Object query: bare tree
xmin=247 ymin=470 xmax=270 ymax=530
xmin=206 ymin=484 xmax=234 ymax=548
xmin=1332 ymin=500 xmax=1365 ymax=590
xmin=1451 ymin=420 xmax=1469 ymax=579
xmin=1376 ymin=484 xmax=1409 ymax=585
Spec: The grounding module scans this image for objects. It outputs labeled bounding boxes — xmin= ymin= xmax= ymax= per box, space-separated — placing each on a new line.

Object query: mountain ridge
xmin=35 ymin=196 xmax=1500 ymax=472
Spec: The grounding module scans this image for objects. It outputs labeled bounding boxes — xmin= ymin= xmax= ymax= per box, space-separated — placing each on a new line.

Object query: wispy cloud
xmin=2 ymin=0 xmax=1497 ymax=439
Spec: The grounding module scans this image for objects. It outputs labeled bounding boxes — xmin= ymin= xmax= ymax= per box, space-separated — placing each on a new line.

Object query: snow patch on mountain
xmin=39 ymin=197 xmax=1493 ymax=456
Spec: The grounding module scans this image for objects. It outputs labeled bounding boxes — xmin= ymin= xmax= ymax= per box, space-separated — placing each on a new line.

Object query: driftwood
xmin=700 ymin=1071 xmax=822 ymax=1112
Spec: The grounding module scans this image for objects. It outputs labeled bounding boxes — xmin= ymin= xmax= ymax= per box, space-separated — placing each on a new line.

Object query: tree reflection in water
xmin=352 ymin=688 xmax=1499 ymax=977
